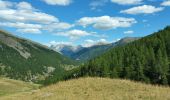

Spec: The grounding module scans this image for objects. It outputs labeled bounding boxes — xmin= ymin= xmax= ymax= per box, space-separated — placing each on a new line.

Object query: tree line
xmin=45 ymin=26 xmax=170 ymax=86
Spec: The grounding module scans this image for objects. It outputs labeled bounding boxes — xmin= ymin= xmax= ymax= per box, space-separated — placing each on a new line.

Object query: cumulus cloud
xmin=121 ymin=5 xmax=164 ymax=15
xmin=54 ymin=29 xmax=92 ymax=40
xmin=111 ymin=0 xmax=142 ymax=5
xmin=161 ymin=0 xmax=170 ymax=6
xmin=42 ymin=0 xmax=72 ymax=6
xmin=83 ymin=39 xmax=109 ymax=47
xmin=77 ymin=16 xmax=137 ymax=30
xmin=16 ymin=2 xmax=34 ymax=10
xmin=124 ymin=30 xmax=134 ymax=34
xmin=0 ymin=0 xmax=73 ymax=34
xmin=0 ymin=9 xmax=58 ymax=24
xmin=0 ymin=1 xmax=58 ymax=24
xmin=0 ymin=0 xmax=13 ymax=9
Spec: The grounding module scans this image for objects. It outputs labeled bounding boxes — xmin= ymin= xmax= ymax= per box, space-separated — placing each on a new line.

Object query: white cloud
xmin=0 ymin=0 xmax=13 ymax=9
xmin=0 ymin=9 xmax=58 ymax=24
xmin=45 ymin=22 xmax=74 ymax=31
xmin=121 ymin=5 xmax=164 ymax=15
xmin=111 ymin=0 xmax=142 ymax=5
xmin=42 ymin=0 xmax=72 ymax=6
xmin=47 ymin=41 xmax=73 ymax=47
xmin=49 ymin=41 xmax=72 ymax=45
xmin=16 ymin=2 xmax=34 ymax=10
xmin=54 ymin=29 xmax=92 ymax=40
xmin=0 ymin=22 xmax=42 ymax=34
xmin=90 ymin=0 xmax=108 ymax=10
xmin=161 ymin=0 xmax=170 ymax=6
xmin=0 ymin=1 xmax=58 ymax=24
xmin=17 ymin=28 xmax=41 ymax=34
xmin=124 ymin=30 xmax=134 ymax=34
xmin=0 ymin=0 xmax=73 ymax=34
xmin=83 ymin=39 xmax=109 ymax=47
xmin=0 ymin=22 xmax=42 ymax=29
xmin=77 ymin=16 xmax=136 ymax=30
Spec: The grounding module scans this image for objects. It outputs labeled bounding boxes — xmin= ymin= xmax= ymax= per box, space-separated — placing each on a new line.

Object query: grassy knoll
xmin=1 ymin=77 xmax=170 ymax=100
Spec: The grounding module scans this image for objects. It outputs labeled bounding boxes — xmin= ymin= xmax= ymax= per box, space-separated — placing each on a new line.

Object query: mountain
xmin=0 ymin=30 xmax=76 ymax=82
xmin=71 ymin=37 xmax=139 ymax=61
xmin=1 ymin=77 xmax=170 ymax=100
xmin=51 ymin=37 xmax=139 ymax=62
xmin=72 ymin=26 xmax=170 ymax=85
xmin=50 ymin=44 xmax=83 ymax=57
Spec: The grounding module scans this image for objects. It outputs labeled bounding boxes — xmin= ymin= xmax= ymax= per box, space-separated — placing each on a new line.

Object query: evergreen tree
xmin=75 ymin=26 xmax=170 ymax=85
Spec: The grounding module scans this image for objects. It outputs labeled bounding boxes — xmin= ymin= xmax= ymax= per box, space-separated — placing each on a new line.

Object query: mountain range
xmin=50 ymin=37 xmax=139 ymax=62
xmin=0 ymin=26 xmax=170 ymax=86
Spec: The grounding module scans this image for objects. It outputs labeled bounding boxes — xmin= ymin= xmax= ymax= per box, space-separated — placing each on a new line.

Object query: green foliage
xmin=73 ymin=26 xmax=170 ymax=85
xmin=0 ymin=30 xmax=77 ymax=82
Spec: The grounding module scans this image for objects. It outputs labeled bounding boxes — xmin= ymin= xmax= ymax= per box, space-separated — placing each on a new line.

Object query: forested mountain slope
xmin=74 ymin=26 xmax=170 ymax=85
xmin=0 ymin=30 xmax=76 ymax=82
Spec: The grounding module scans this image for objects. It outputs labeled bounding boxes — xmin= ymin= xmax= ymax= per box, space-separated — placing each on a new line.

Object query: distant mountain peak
xmin=50 ymin=37 xmax=140 ymax=62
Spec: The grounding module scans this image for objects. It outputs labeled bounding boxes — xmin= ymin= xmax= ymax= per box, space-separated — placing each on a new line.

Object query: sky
xmin=0 ymin=0 xmax=170 ymax=47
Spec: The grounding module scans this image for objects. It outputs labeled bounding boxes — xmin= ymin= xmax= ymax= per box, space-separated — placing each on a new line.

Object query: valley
xmin=0 ymin=26 xmax=170 ymax=100
xmin=51 ymin=37 xmax=139 ymax=62
xmin=0 ymin=0 xmax=170 ymax=99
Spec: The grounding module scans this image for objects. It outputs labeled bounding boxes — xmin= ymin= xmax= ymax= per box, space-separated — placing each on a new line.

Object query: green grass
xmin=0 ymin=77 xmax=39 ymax=97
xmin=1 ymin=77 xmax=170 ymax=100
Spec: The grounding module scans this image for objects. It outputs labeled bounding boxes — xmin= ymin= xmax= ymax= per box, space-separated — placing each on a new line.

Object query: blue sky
xmin=0 ymin=0 xmax=170 ymax=47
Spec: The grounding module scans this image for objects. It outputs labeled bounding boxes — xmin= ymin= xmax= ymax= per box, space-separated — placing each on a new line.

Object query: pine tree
xmin=135 ymin=61 xmax=145 ymax=81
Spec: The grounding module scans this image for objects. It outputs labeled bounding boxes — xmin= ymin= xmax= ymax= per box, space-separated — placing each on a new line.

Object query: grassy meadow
xmin=1 ymin=77 xmax=170 ymax=100
xmin=0 ymin=77 xmax=39 ymax=97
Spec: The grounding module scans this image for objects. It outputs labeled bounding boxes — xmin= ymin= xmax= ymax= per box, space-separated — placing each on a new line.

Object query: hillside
xmin=0 ymin=30 xmax=77 ymax=82
xmin=0 ymin=77 xmax=39 ymax=97
xmin=73 ymin=26 xmax=170 ymax=85
xmin=1 ymin=77 xmax=170 ymax=100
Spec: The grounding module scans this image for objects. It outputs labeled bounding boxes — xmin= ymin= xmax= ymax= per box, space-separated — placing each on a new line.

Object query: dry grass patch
xmin=1 ymin=77 xmax=170 ymax=100
xmin=0 ymin=77 xmax=39 ymax=97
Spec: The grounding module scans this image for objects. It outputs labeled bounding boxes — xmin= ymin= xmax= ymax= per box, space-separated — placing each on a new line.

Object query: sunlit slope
xmin=0 ymin=30 xmax=77 ymax=82
xmin=0 ymin=77 xmax=39 ymax=97
xmin=2 ymin=77 xmax=170 ymax=100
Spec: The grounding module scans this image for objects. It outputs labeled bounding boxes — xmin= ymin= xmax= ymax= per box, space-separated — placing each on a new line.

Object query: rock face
xmin=0 ymin=30 xmax=76 ymax=82
xmin=0 ymin=33 xmax=31 ymax=59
